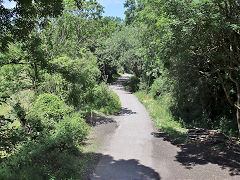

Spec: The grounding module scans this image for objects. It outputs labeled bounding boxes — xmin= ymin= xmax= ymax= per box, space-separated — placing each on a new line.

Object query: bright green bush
xmin=46 ymin=54 xmax=101 ymax=108
xmin=27 ymin=93 xmax=70 ymax=133
xmin=93 ymin=83 xmax=121 ymax=114
xmin=54 ymin=113 xmax=90 ymax=146
xmin=32 ymin=93 xmax=70 ymax=121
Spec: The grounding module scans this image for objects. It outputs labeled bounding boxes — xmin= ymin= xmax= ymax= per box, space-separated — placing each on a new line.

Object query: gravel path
xmin=90 ymin=74 xmax=240 ymax=180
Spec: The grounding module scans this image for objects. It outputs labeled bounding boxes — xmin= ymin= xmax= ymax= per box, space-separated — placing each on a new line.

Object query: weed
xmin=135 ymin=91 xmax=187 ymax=140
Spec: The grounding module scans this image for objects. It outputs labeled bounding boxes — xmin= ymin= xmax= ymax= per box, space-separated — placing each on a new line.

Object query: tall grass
xmin=135 ymin=91 xmax=187 ymax=139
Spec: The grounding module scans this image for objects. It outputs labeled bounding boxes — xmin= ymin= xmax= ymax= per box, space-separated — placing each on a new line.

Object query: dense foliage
xmin=119 ymin=0 xmax=240 ymax=136
xmin=96 ymin=0 xmax=239 ymax=136
xmin=0 ymin=0 xmax=122 ymax=178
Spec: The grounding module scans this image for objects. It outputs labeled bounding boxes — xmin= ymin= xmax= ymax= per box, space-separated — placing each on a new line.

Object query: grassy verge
xmin=135 ymin=91 xmax=187 ymax=141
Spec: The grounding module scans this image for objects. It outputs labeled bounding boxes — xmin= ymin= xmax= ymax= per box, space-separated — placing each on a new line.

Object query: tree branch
xmin=217 ymin=71 xmax=234 ymax=107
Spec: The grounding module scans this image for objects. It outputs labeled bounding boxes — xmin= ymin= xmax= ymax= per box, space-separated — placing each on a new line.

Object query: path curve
xmin=90 ymin=74 xmax=240 ymax=180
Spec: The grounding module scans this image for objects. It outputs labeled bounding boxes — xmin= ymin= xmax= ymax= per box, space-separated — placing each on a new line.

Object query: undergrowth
xmin=135 ymin=91 xmax=187 ymax=141
xmin=92 ymin=83 xmax=121 ymax=115
xmin=0 ymin=88 xmax=121 ymax=179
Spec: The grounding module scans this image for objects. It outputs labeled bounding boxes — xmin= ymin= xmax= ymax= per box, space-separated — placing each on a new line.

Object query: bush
xmin=54 ymin=113 xmax=90 ymax=146
xmin=126 ymin=75 xmax=140 ymax=92
xmin=32 ymin=93 xmax=68 ymax=121
xmin=150 ymin=77 xmax=172 ymax=99
xmin=26 ymin=93 xmax=73 ymax=134
xmin=92 ymin=83 xmax=121 ymax=114
xmin=49 ymin=54 xmax=101 ymax=108
xmin=0 ymin=138 xmax=84 ymax=179
xmin=0 ymin=112 xmax=90 ymax=180
xmin=219 ymin=116 xmax=238 ymax=136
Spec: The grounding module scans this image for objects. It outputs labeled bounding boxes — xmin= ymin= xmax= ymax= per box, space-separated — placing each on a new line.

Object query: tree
xmin=122 ymin=0 xmax=240 ymax=135
xmin=0 ymin=0 xmax=66 ymax=51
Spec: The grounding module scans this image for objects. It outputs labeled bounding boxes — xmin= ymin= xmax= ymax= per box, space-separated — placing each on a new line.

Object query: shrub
xmin=219 ymin=116 xmax=238 ymax=136
xmin=49 ymin=54 xmax=101 ymax=108
xmin=33 ymin=93 xmax=65 ymax=119
xmin=32 ymin=93 xmax=71 ymax=121
xmin=0 ymin=113 xmax=90 ymax=180
xmin=0 ymin=138 xmax=84 ymax=179
xmin=92 ymin=83 xmax=121 ymax=114
xmin=54 ymin=112 xmax=90 ymax=146
xmin=26 ymin=94 xmax=65 ymax=133
xmin=126 ymin=75 xmax=140 ymax=92
xmin=150 ymin=77 xmax=172 ymax=99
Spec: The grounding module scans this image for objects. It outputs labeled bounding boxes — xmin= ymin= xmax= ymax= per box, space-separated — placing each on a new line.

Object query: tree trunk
xmin=236 ymin=87 xmax=240 ymax=135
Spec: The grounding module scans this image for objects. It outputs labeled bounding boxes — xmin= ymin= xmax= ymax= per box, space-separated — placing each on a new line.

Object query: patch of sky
xmin=2 ymin=0 xmax=126 ymax=19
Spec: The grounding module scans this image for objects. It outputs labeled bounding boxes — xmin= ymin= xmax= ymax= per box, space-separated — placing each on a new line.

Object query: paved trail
xmin=90 ymin=74 xmax=240 ymax=180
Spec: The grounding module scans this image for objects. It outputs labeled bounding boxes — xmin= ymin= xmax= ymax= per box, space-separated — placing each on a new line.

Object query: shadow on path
xmin=112 ymin=75 xmax=131 ymax=86
xmin=152 ymin=130 xmax=240 ymax=176
xmin=91 ymin=114 xmax=116 ymax=126
xmin=89 ymin=153 xmax=161 ymax=180
xmin=89 ymin=107 xmax=137 ymax=126
xmin=111 ymin=74 xmax=133 ymax=93
xmin=117 ymin=107 xmax=137 ymax=116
